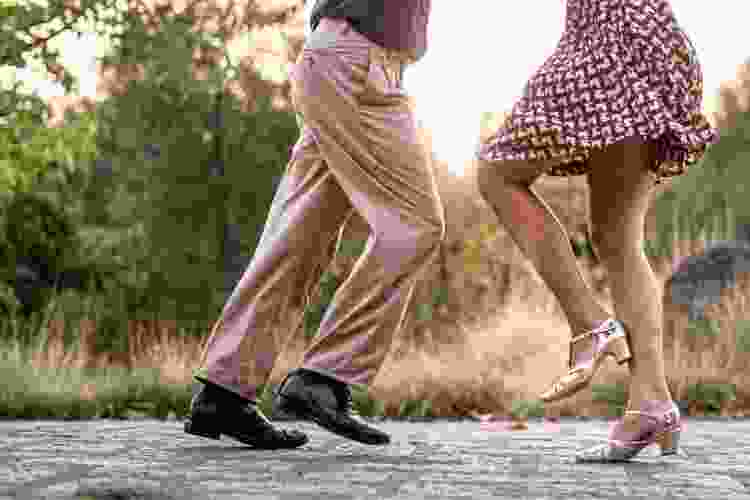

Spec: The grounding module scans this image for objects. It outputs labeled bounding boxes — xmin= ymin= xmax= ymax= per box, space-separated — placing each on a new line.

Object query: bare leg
xmin=587 ymin=138 xmax=672 ymax=408
xmin=477 ymin=159 xmax=611 ymax=339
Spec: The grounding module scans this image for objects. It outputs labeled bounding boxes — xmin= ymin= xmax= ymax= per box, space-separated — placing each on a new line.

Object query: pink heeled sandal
xmin=540 ymin=318 xmax=632 ymax=403
xmin=576 ymin=401 xmax=685 ymax=463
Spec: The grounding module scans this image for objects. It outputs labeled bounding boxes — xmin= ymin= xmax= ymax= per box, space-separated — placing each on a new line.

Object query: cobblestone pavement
xmin=2 ymin=418 xmax=750 ymax=499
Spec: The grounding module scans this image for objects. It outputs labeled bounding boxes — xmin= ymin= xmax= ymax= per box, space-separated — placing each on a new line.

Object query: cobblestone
xmin=2 ymin=419 xmax=750 ymax=499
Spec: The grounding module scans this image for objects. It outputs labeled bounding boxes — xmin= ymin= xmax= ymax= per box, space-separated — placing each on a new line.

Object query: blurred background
xmin=1 ymin=0 xmax=749 ymax=422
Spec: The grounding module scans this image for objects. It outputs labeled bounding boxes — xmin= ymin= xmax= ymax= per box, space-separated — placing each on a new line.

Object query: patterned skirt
xmin=477 ymin=0 xmax=718 ymax=183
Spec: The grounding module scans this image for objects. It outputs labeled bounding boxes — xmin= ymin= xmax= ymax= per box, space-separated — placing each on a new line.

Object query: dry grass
xmin=663 ymin=270 xmax=750 ymax=417
xmin=37 ymin=266 xmax=748 ymax=418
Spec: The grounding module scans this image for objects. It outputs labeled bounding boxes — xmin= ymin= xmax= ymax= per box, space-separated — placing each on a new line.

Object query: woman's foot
xmin=576 ymin=400 xmax=684 ymax=463
xmin=540 ymin=318 xmax=632 ymax=402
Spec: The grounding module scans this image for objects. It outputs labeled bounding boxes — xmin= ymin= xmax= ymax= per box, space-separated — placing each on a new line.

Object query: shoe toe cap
xmin=283 ymin=428 xmax=310 ymax=445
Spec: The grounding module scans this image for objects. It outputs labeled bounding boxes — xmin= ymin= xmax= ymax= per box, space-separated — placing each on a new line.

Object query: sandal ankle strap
xmin=623 ymin=410 xmax=661 ymax=420
xmin=570 ymin=319 xmax=619 ymax=345
xmin=624 ymin=405 xmax=679 ymax=419
xmin=567 ymin=319 xmax=619 ymax=369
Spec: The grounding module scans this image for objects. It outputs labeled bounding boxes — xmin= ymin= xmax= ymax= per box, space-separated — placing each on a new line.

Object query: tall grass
xmin=0 ymin=324 xmax=192 ymax=420
xmin=0 ymin=291 xmax=195 ymax=420
xmin=3 ymin=262 xmax=746 ymax=420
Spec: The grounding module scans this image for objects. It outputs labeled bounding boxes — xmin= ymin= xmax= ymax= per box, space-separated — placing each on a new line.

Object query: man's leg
xmin=195 ymin=132 xmax=354 ymax=400
xmin=185 ymin=124 xmax=355 ymax=448
xmin=274 ymin=27 xmax=445 ymax=444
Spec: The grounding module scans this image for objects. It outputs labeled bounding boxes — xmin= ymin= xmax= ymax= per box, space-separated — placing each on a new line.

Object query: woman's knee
xmin=476 ymin=159 xmax=549 ymax=200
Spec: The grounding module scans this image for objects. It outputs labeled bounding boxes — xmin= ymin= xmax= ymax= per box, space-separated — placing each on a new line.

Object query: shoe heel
xmin=656 ymin=429 xmax=681 ymax=455
xmin=184 ymin=416 xmax=221 ymax=440
xmin=605 ymin=336 xmax=632 ymax=364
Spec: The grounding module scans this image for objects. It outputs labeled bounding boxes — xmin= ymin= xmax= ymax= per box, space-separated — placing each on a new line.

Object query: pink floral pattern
xmin=478 ymin=0 xmax=718 ymax=183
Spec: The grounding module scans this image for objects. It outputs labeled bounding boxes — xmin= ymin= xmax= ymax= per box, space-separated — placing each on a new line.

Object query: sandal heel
xmin=656 ymin=429 xmax=681 ymax=456
xmin=605 ymin=335 xmax=632 ymax=364
xmin=184 ymin=415 xmax=221 ymax=440
xmin=540 ymin=319 xmax=631 ymax=403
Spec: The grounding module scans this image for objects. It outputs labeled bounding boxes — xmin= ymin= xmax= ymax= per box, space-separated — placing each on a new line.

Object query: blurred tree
xmin=0 ymin=0 xmax=111 ymax=191
xmin=0 ymin=0 xmax=122 ymax=122
xmin=1 ymin=0 xmax=303 ymax=333
xmin=0 ymin=109 xmax=97 ymax=193
xmin=647 ymin=57 xmax=750 ymax=257
xmin=97 ymin=0 xmax=304 ymax=111
xmin=93 ymin=5 xmax=299 ymax=326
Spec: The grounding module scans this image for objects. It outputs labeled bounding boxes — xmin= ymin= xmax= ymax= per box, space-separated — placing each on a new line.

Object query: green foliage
xmin=414 ymin=302 xmax=433 ymax=322
xmin=89 ymin=11 xmax=298 ymax=325
xmin=686 ymin=317 xmax=721 ymax=337
xmin=1 ymin=191 xmax=76 ymax=268
xmin=432 ymin=284 xmax=449 ymax=308
xmin=0 ymin=188 xmax=112 ymax=319
xmin=0 ymin=107 xmax=106 ymax=317
xmin=338 ymin=238 xmax=366 ymax=258
xmin=647 ymin=97 xmax=750 ymax=256
xmin=510 ymin=399 xmax=545 ymax=419
xmin=2 ymin=0 xmax=299 ymax=335
xmin=415 ymin=285 xmax=449 ymax=323
xmin=571 ymin=237 xmax=595 ymax=258
xmin=735 ymin=319 xmax=750 ymax=353
xmin=255 ymin=383 xmax=275 ymax=417
xmin=0 ymin=111 xmax=98 ymax=193
xmin=642 ymin=236 xmax=663 ymax=258
xmin=591 ymin=383 xmax=628 ymax=416
xmin=0 ymin=0 xmax=122 ymax=123
xmin=398 ymin=398 xmax=433 ymax=419
xmin=686 ymin=382 xmax=736 ymax=416
xmin=0 ymin=280 xmax=19 ymax=315
xmin=351 ymin=385 xmax=385 ymax=418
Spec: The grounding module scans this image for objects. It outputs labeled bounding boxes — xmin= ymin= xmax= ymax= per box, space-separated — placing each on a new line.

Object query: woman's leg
xmin=476 ymin=159 xmax=611 ymax=340
xmin=587 ymin=138 xmax=672 ymax=408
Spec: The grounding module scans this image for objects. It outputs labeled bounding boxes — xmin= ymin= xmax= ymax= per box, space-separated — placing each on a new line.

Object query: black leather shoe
xmin=184 ymin=380 xmax=308 ymax=449
xmin=273 ymin=368 xmax=390 ymax=446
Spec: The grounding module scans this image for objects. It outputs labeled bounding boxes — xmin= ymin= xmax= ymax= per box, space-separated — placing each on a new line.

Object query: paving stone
xmin=1 ymin=419 xmax=749 ymax=499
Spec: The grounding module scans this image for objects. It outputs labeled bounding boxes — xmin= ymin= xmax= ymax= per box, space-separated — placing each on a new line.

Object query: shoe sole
xmin=184 ymin=417 xmax=221 ymax=440
xmin=540 ymin=355 xmax=630 ymax=403
xmin=275 ymin=392 xmax=389 ymax=446
xmin=540 ymin=377 xmax=592 ymax=403
xmin=183 ymin=416 xmax=308 ymax=449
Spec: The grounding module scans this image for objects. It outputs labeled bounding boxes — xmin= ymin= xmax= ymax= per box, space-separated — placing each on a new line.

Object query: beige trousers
xmin=196 ymin=18 xmax=445 ymax=400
